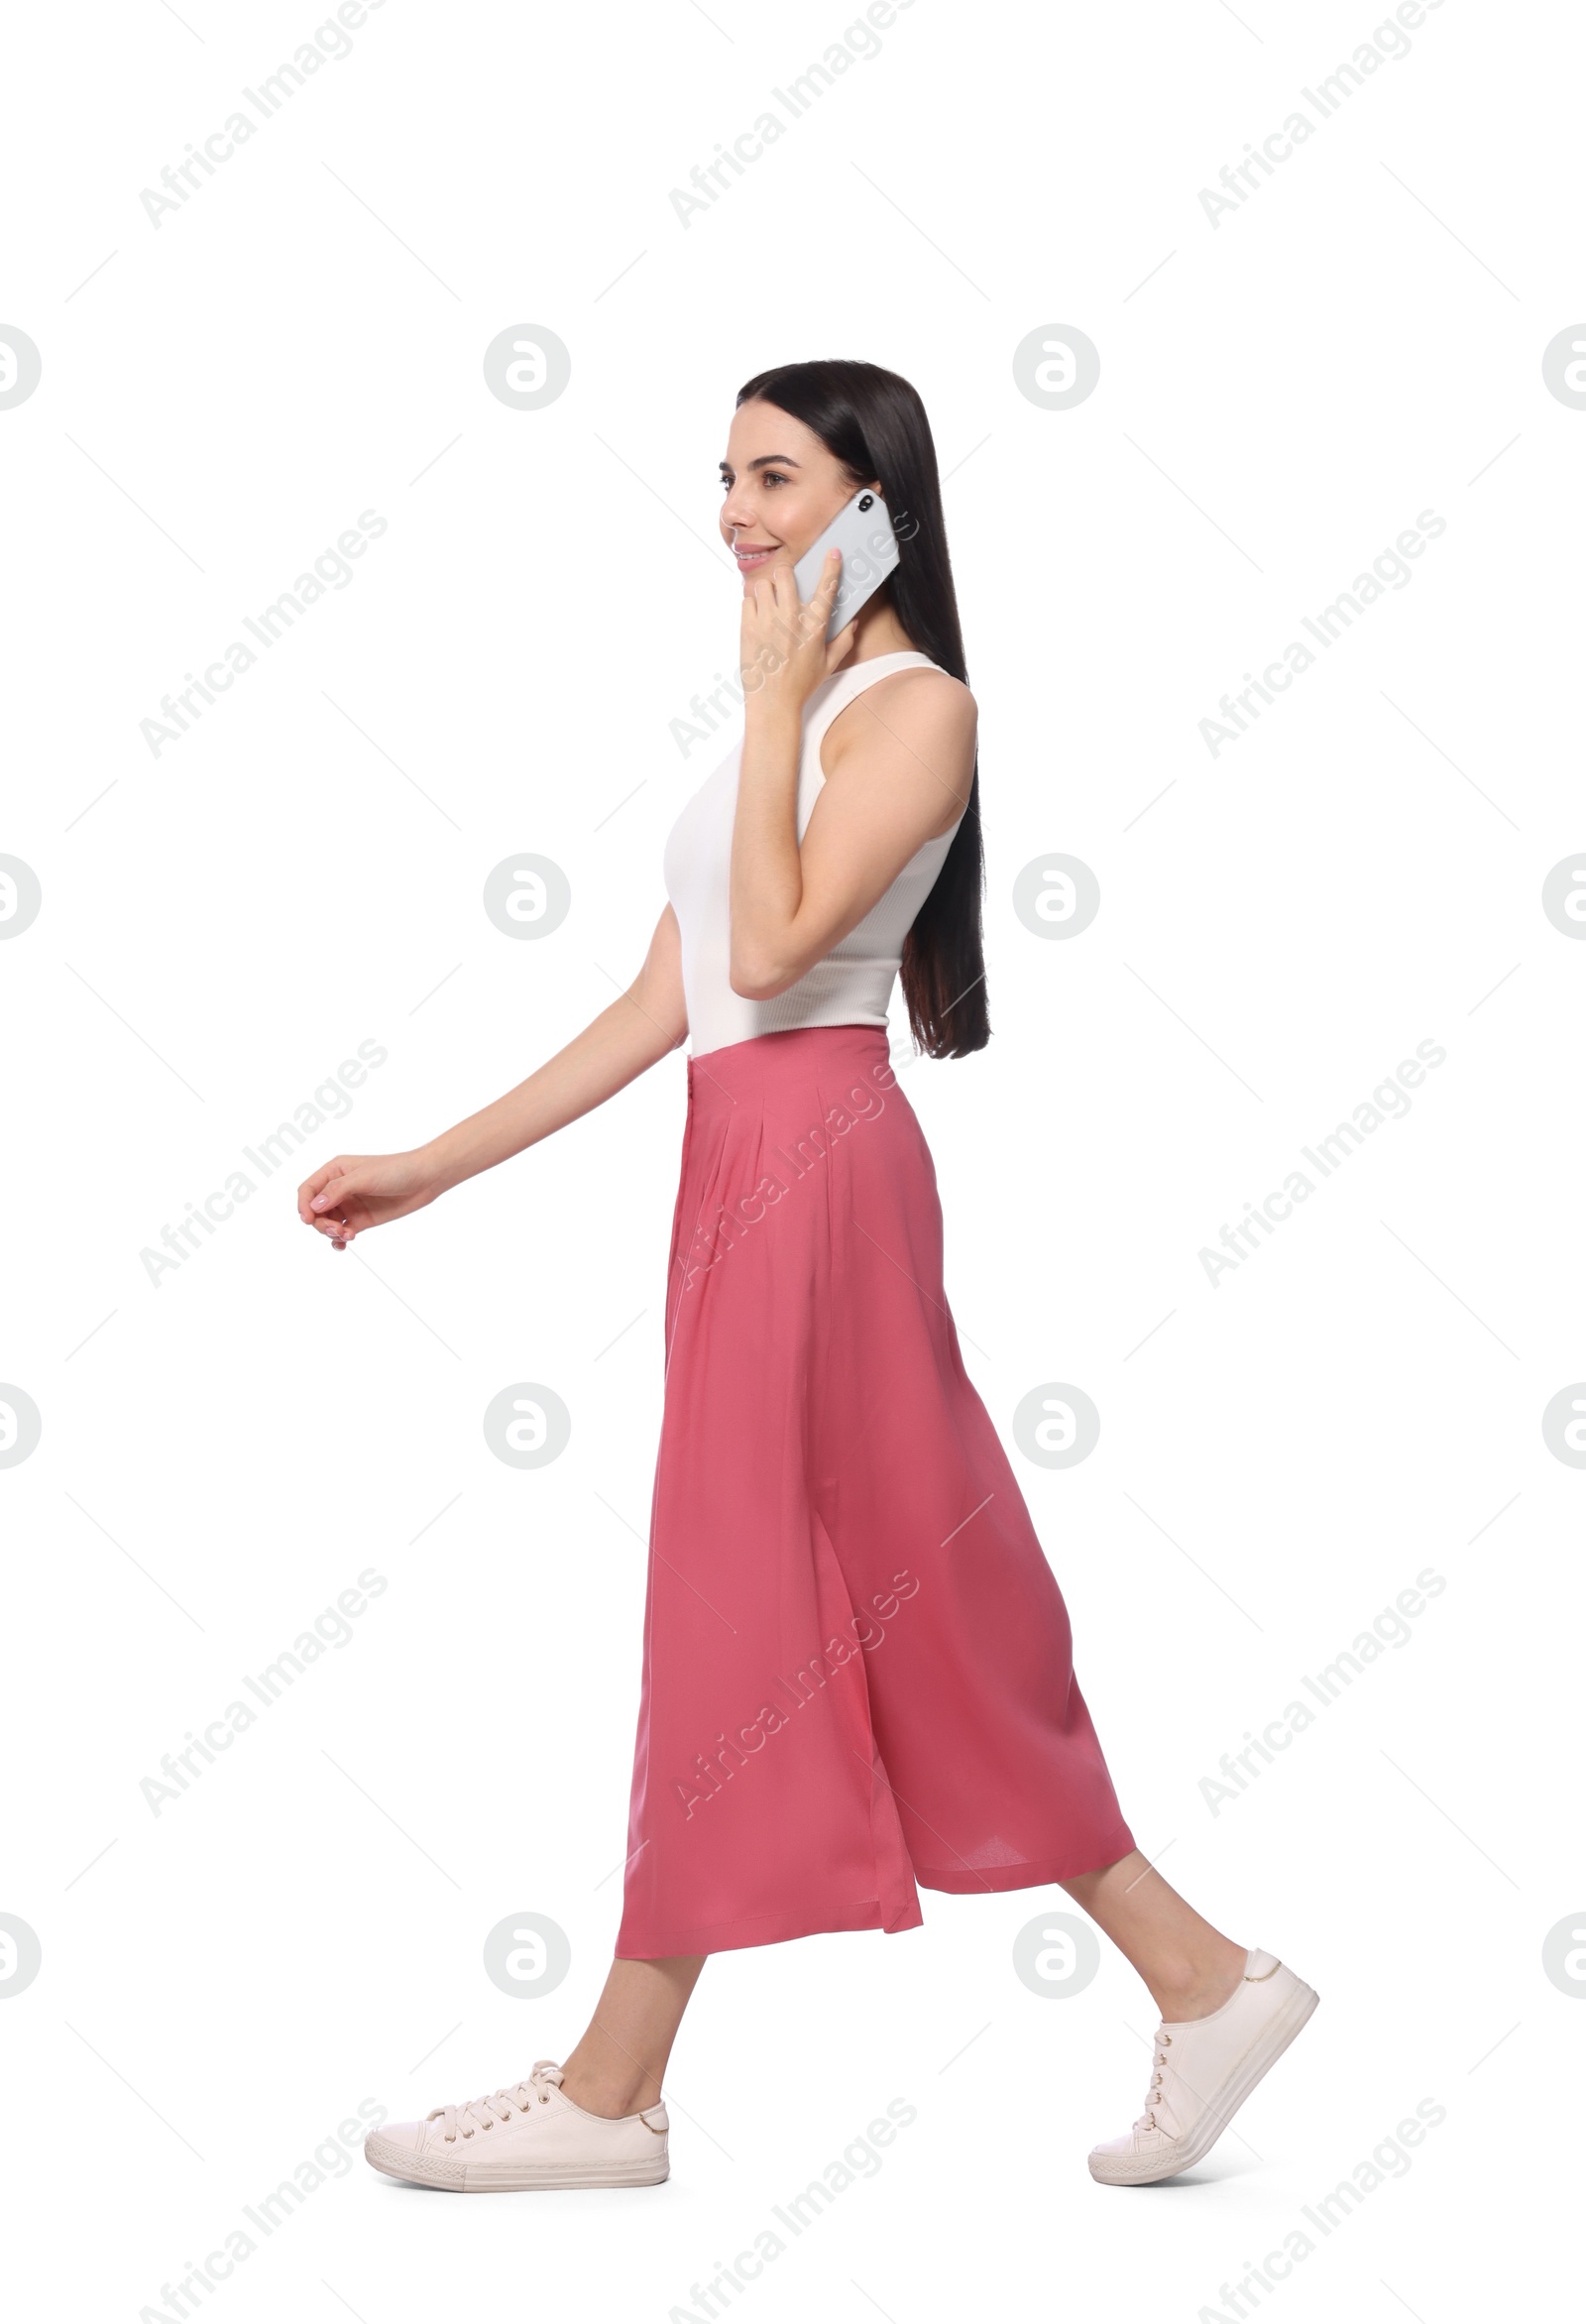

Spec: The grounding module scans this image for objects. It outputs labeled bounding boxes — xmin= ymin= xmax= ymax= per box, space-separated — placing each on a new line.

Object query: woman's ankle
xmin=1149 ymin=1937 xmax=1249 ymax=2024
xmin=558 ymin=2062 xmax=659 ymax=2120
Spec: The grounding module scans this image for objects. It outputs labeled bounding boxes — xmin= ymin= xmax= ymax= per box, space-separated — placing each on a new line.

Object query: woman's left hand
xmin=739 ymin=546 xmax=857 ymax=720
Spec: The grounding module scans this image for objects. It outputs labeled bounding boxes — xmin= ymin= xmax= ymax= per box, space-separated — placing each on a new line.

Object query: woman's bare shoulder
xmin=826 ymin=661 xmax=977 ymax=762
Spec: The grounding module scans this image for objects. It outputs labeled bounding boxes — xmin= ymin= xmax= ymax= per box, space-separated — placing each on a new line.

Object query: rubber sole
xmin=1087 ymin=1974 xmax=1320 ymax=2186
xmin=365 ymin=2134 xmax=668 ymax=2193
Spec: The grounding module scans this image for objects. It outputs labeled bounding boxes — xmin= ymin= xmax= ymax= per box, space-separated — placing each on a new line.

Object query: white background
xmin=1 ymin=0 xmax=1576 ymax=2316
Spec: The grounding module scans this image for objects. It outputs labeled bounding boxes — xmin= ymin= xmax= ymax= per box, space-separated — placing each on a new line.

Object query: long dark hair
xmin=736 ymin=360 xmax=989 ymax=1059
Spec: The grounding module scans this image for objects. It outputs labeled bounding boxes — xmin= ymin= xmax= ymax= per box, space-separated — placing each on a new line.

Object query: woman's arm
xmin=729 ymin=557 xmax=976 ymax=1001
xmin=295 ymin=902 xmax=688 ymax=1246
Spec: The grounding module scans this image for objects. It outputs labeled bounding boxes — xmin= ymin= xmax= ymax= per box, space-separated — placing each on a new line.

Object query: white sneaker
xmin=1088 ymin=1948 xmax=1318 ymax=2185
xmin=365 ymin=2059 xmax=669 ymax=2192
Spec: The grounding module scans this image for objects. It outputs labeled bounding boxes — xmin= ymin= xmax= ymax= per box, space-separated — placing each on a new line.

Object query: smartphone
xmin=792 ymin=487 xmax=901 ymax=640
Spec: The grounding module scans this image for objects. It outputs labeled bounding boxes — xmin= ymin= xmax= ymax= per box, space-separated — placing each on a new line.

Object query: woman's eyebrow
xmin=718 ymin=455 xmax=804 ymax=475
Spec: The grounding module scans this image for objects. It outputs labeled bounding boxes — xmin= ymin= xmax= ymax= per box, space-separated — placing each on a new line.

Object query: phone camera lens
xmin=858 ymin=494 xmax=873 ymax=511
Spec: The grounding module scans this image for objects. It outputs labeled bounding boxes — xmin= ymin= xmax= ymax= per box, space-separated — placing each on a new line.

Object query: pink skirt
xmin=616 ymin=1024 xmax=1134 ymax=1958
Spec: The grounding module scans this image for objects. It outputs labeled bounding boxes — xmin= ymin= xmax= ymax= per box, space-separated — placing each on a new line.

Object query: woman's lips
xmin=734 ymin=544 xmax=778 ymax=570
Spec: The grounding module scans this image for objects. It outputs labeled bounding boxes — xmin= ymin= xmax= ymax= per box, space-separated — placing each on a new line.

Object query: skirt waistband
xmin=685 ymin=1022 xmax=895 ymax=1113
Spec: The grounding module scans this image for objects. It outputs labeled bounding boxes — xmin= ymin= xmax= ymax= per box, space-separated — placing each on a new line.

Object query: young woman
xmin=299 ymin=360 xmax=1316 ymax=2195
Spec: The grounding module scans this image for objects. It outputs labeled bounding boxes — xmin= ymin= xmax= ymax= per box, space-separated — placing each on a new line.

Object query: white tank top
xmin=664 ymin=650 xmax=964 ymax=1059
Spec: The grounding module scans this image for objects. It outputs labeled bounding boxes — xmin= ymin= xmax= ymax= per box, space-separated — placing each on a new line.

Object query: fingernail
xmin=311 ymin=1194 xmax=328 ymax=1210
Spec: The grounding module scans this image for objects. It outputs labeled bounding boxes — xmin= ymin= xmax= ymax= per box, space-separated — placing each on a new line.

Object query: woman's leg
xmin=558 ymin=1954 xmax=707 ymax=2117
xmin=1062 ymin=1850 xmax=1248 ymax=2022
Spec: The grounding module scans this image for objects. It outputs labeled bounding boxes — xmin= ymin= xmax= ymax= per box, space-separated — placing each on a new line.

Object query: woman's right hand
xmin=296 ymin=1147 xmax=446 ymax=1249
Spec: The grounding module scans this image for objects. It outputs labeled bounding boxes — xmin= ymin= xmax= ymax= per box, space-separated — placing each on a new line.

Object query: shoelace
xmin=1136 ymin=2026 xmax=1174 ymax=2131
xmin=427 ymin=2058 xmax=563 ymax=2144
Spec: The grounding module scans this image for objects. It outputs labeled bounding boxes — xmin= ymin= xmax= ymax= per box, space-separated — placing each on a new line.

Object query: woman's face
xmin=719 ymin=401 xmax=869 ymax=586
